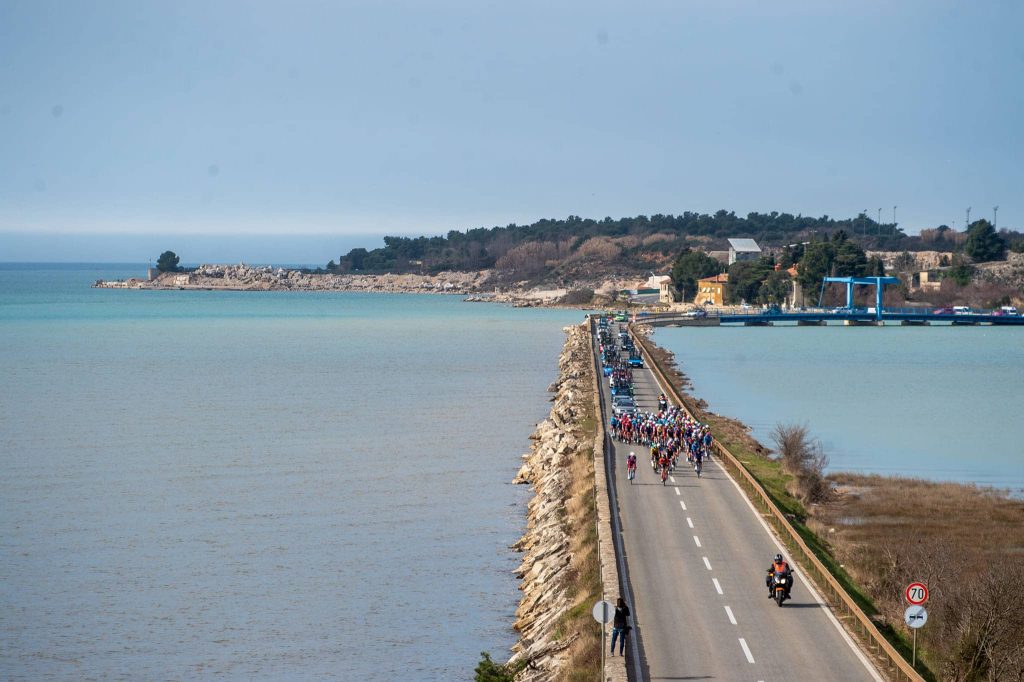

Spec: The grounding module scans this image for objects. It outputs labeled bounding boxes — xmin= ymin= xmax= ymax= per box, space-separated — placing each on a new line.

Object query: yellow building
xmin=695 ymin=273 xmax=728 ymax=306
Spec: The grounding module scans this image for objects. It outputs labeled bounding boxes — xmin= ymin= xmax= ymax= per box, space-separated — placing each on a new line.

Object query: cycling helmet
xmin=774 ymin=553 xmax=783 ymax=563
xmin=629 ymin=452 xmax=635 ymax=456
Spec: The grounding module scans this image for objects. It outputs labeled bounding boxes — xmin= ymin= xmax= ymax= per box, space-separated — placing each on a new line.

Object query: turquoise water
xmin=0 ymin=264 xmax=580 ymax=680
xmin=653 ymin=325 xmax=1024 ymax=492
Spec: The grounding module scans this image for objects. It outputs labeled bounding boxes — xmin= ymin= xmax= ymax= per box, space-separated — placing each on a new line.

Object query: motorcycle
xmin=769 ymin=570 xmax=790 ymax=607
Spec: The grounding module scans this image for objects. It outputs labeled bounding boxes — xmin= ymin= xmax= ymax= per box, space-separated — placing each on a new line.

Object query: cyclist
xmin=626 ymin=451 xmax=637 ymax=483
xmin=658 ymin=452 xmax=671 ymax=485
xmin=693 ymin=446 xmax=704 ymax=478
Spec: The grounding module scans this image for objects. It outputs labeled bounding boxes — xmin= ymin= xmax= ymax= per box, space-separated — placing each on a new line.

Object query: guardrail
xmin=629 ymin=326 xmax=925 ymax=682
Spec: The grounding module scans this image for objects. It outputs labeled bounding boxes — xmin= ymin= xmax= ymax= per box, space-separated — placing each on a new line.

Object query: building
xmin=695 ymin=273 xmax=728 ymax=306
xmin=644 ymin=275 xmax=673 ymax=304
xmin=727 ymin=238 xmax=762 ymax=265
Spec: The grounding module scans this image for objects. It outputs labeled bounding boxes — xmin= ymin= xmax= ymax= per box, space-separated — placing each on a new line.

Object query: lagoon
xmin=653 ymin=325 xmax=1024 ymax=493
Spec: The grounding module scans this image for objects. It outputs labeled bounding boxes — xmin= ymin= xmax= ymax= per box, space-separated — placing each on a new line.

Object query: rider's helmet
xmin=774 ymin=553 xmax=784 ymax=564
xmin=629 ymin=452 xmax=635 ymax=456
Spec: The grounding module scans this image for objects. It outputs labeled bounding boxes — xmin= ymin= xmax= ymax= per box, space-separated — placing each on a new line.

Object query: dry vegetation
xmin=825 ymin=474 xmax=1024 ymax=681
xmin=643 ymin=332 xmax=1024 ymax=680
xmin=555 ymin=355 xmax=602 ymax=681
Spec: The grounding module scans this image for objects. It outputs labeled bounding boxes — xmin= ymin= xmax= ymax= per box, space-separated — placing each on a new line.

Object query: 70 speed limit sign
xmin=905 ymin=582 xmax=929 ymax=605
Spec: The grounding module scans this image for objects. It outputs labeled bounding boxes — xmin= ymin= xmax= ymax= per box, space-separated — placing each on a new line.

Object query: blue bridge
xmin=639 ymin=276 xmax=1024 ymax=327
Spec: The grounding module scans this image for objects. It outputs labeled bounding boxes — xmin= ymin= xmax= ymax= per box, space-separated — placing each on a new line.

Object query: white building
xmin=727 ymin=238 xmax=762 ymax=265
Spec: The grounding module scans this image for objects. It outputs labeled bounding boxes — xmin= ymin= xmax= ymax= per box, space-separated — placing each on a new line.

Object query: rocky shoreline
xmin=92 ymin=264 xmax=638 ymax=307
xmin=507 ymin=324 xmax=599 ymax=680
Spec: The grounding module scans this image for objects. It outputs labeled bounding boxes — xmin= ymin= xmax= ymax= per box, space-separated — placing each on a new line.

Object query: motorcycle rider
xmin=766 ymin=553 xmax=793 ymax=599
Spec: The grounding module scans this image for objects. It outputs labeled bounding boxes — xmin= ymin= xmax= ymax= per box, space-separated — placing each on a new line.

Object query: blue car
xmin=628 ymin=355 xmax=644 ymax=368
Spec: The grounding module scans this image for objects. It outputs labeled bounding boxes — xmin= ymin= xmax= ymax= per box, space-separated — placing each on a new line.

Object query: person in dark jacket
xmin=610 ymin=597 xmax=630 ymax=656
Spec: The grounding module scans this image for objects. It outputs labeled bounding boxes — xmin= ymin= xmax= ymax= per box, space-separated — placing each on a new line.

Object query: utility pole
xmin=862 ymin=209 xmax=868 ymax=238
xmin=877 ymin=208 xmax=882 ymax=236
xmin=994 ymin=206 xmax=999 ymax=228
xmin=893 ymin=205 xmax=897 ymax=232
xmin=966 ymin=206 xmax=971 ymax=229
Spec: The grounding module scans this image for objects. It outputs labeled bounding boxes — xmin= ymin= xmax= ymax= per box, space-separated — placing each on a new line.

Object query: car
xmin=611 ymin=397 xmax=638 ymax=416
xmin=627 ymin=355 xmax=644 ymax=368
xmin=953 ymin=306 xmax=972 ymax=315
xmin=994 ymin=306 xmax=1019 ymax=316
xmin=614 ymin=312 xmax=628 ymax=322
xmin=932 ymin=307 xmax=954 ymax=315
xmin=682 ymin=309 xmax=707 ymax=319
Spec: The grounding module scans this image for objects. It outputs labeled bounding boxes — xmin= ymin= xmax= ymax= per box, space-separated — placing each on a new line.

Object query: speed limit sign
xmin=905 ymin=582 xmax=928 ymax=605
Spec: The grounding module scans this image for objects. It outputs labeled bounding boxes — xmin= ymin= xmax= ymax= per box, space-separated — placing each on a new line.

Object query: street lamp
xmin=994 ymin=206 xmax=999 ymax=228
xmin=893 ymin=205 xmax=897 ymax=232
xmin=862 ymin=209 xmax=868 ymax=238
xmin=877 ymin=208 xmax=882 ymax=236
xmin=966 ymin=206 xmax=971 ymax=228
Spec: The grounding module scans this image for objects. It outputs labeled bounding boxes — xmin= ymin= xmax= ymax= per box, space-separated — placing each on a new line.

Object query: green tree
xmin=963 ymin=219 xmax=1006 ymax=262
xmin=947 ymin=256 xmax=975 ymax=286
xmin=796 ymin=239 xmax=832 ymax=297
xmin=474 ymin=652 xmax=523 ymax=682
xmin=156 ymin=250 xmax=181 ymax=272
xmin=726 ymin=259 xmax=772 ymax=304
xmin=759 ymin=270 xmax=792 ymax=305
xmin=670 ymin=248 xmax=723 ymax=302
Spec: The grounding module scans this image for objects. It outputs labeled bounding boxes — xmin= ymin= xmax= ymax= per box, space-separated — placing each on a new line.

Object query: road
xmin=597 ymin=322 xmax=881 ymax=682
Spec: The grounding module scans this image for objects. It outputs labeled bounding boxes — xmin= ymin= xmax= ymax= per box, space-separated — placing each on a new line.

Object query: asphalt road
xmin=598 ymin=323 xmax=881 ymax=682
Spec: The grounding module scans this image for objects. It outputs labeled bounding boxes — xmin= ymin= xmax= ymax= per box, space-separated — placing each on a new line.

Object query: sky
xmin=1 ymin=0 xmax=1022 ymax=263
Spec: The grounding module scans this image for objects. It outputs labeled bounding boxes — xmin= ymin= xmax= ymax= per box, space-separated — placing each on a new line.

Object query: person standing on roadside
xmin=610 ymin=597 xmax=631 ymax=656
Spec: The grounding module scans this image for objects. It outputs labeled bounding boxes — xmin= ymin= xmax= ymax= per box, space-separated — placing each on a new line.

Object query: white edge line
xmin=703 ymin=556 xmax=712 ymax=570
xmin=739 ymin=637 xmax=755 ymax=664
xmin=724 ymin=605 xmax=737 ymax=625
xmin=716 ymin=459 xmax=884 ymax=681
xmin=693 ymin=535 xmax=701 ymax=548
xmin=713 ymin=577 xmax=723 ymax=595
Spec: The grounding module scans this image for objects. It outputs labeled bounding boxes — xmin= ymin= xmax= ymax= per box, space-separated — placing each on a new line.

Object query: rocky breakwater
xmin=508 ymin=323 xmax=597 ymax=680
xmin=134 ymin=264 xmax=493 ymax=293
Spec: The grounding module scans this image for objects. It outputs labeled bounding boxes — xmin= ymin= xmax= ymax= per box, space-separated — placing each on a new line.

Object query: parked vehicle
xmin=994 ymin=306 xmax=1019 ymax=316
xmin=627 ymin=353 xmax=644 ymax=368
xmin=953 ymin=306 xmax=972 ymax=315
xmin=932 ymin=307 xmax=954 ymax=315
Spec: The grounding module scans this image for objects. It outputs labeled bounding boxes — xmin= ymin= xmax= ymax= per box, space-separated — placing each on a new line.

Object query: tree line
xmin=328 ymin=211 xmax=1021 ymax=277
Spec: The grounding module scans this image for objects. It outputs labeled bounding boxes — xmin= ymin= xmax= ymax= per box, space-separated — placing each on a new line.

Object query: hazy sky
xmin=1 ymin=0 xmax=1022 ymax=262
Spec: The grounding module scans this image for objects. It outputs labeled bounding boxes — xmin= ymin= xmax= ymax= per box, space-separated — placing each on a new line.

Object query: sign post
xmin=593 ymin=600 xmax=614 ymax=679
xmin=904 ymin=583 xmax=929 ymax=668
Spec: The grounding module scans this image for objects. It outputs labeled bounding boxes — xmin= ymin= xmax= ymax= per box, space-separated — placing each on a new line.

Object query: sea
xmin=0 ymin=263 xmax=580 ymax=680
xmin=653 ymin=324 xmax=1024 ymax=494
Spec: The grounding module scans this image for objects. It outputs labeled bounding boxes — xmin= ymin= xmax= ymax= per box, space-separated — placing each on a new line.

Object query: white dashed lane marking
xmin=703 ymin=556 xmax=712 ymax=570
xmin=739 ymin=638 xmax=755 ymax=663
xmin=678 ymin=501 xmax=686 ymax=511
xmin=686 ymin=517 xmax=694 ymax=528
xmin=674 ymin=487 xmax=680 ymax=496
xmin=712 ymin=578 xmax=723 ymax=595
xmin=693 ymin=536 xmax=701 ymax=548
xmin=724 ymin=605 xmax=737 ymax=625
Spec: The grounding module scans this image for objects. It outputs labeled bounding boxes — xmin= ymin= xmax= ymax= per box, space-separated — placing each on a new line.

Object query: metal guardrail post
xmin=628 ymin=325 xmax=924 ymax=682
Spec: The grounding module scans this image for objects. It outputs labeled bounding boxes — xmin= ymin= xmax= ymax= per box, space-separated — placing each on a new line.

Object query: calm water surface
xmin=0 ymin=264 xmax=580 ymax=680
xmin=654 ymin=325 xmax=1024 ymax=492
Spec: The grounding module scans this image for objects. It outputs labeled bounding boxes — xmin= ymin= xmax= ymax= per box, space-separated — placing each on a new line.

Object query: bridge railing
xmin=630 ymin=326 xmax=925 ymax=682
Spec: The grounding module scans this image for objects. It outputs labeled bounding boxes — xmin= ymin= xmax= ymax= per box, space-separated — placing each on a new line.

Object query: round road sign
xmin=904 ymin=605 xmax=928 ymax=629
xmin=905 ymin=582 xmax=929 ymax=605
xmin=592 ymin=600 xmax=615 ymax=624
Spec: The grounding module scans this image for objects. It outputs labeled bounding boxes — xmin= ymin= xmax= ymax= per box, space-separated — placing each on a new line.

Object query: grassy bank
xmin=643 ymin=338 xmax=1024 ymax=681
xmin=555 ymin=393 xmax=602 ymax=680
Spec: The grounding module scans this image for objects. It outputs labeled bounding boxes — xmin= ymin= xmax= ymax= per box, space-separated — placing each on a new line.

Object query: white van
xmin=953 ymin=306 xmax=972 ymax=315
xmin=1000 ymin=306 xmax=1019 ymax=316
